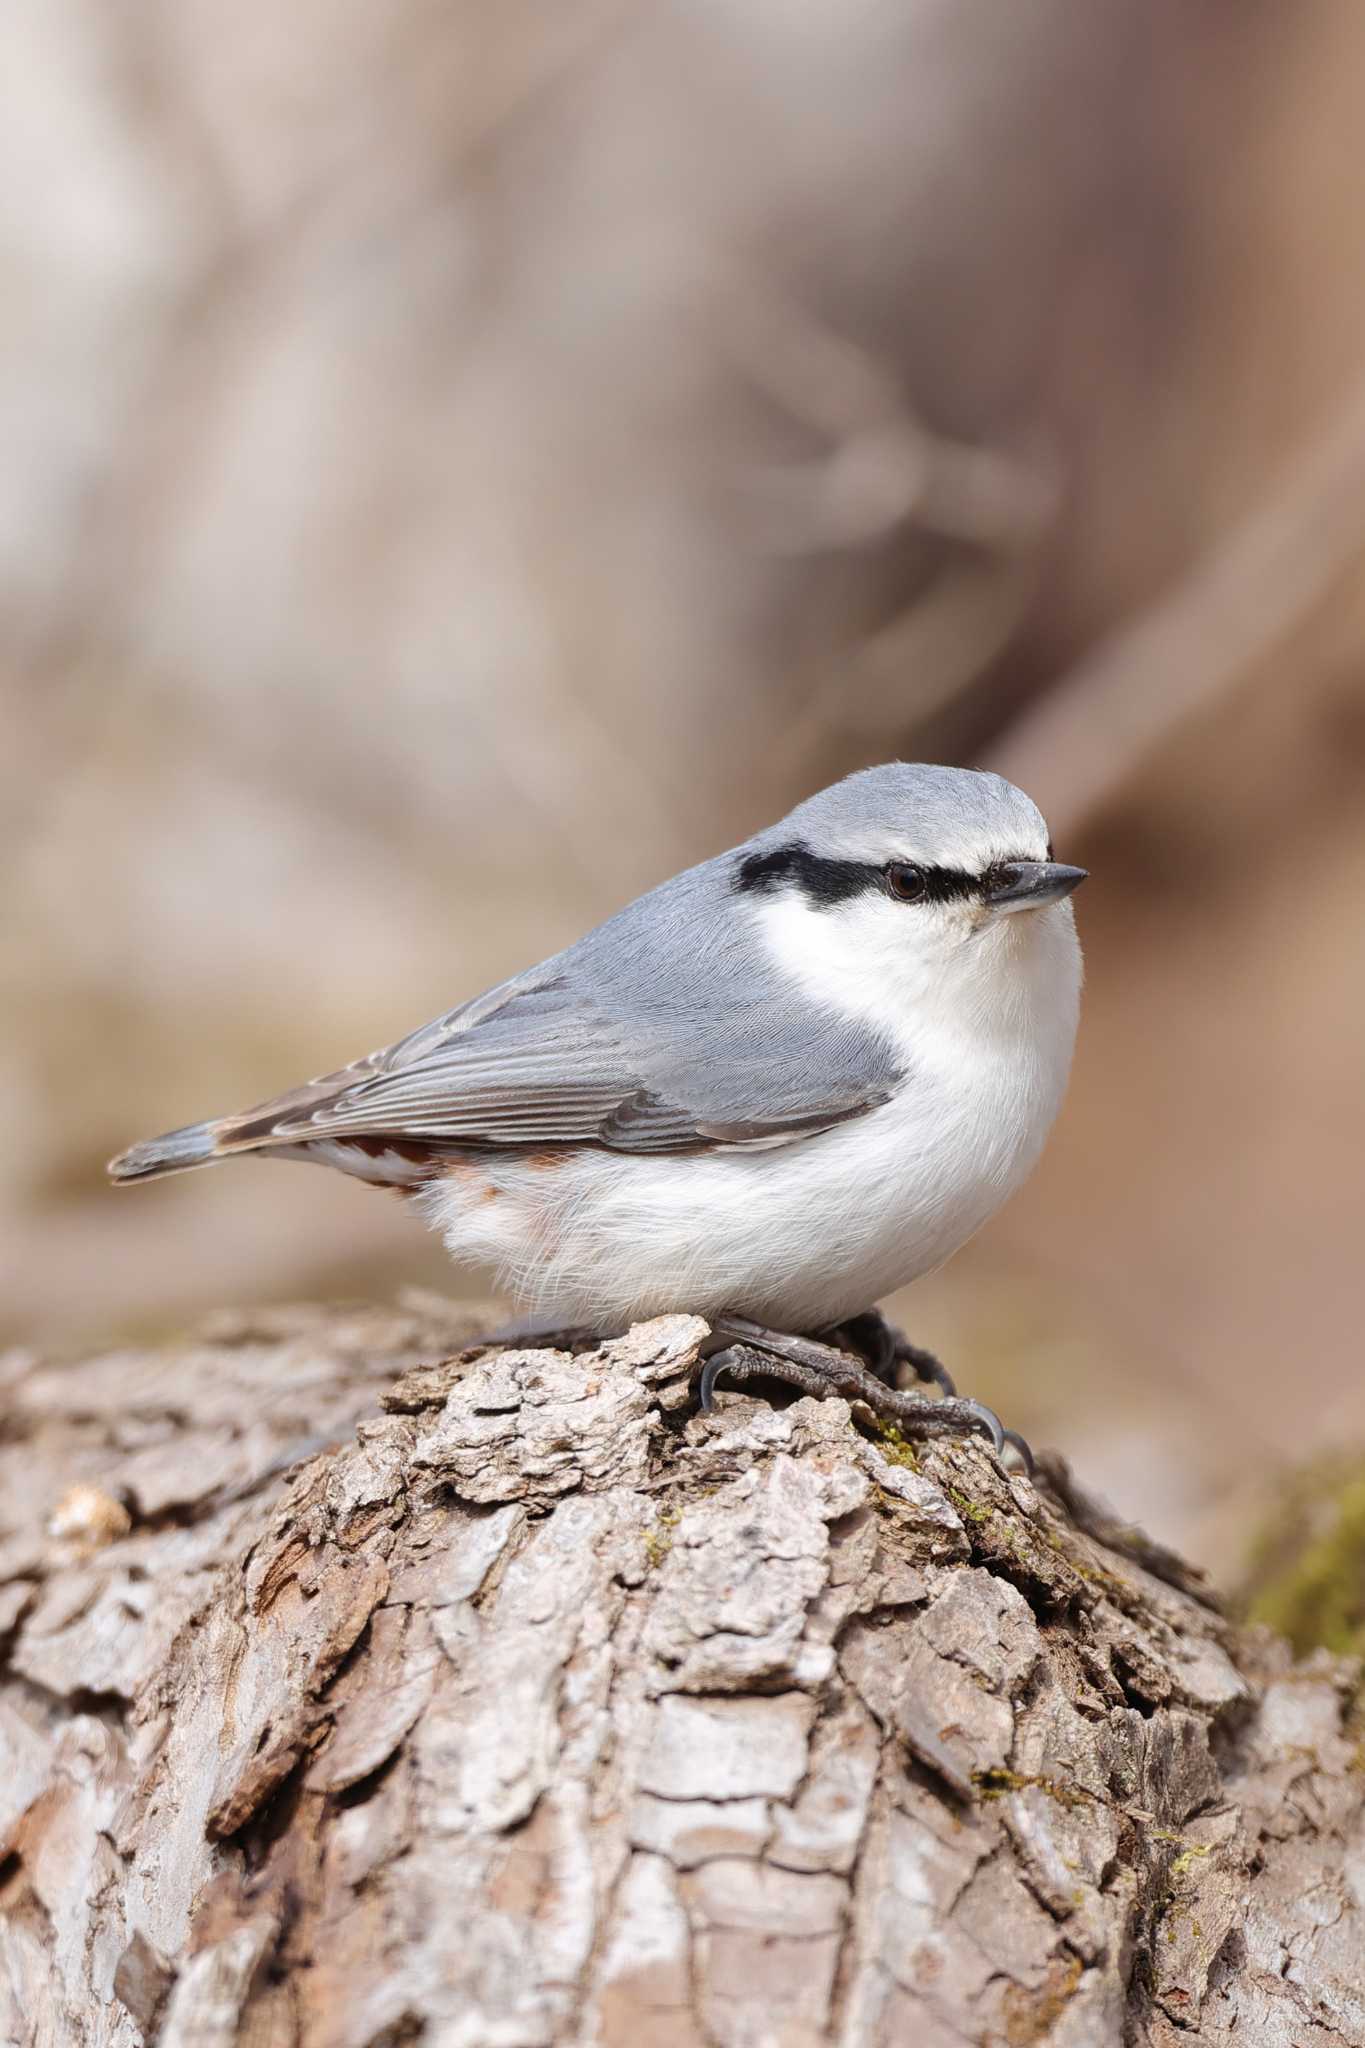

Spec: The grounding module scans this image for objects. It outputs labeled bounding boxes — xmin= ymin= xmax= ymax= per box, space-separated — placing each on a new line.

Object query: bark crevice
xmin=0 ymin=1300 xmax=1361 ymax=2047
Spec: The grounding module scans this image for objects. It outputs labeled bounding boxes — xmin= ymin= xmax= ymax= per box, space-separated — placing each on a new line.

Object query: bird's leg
xmin=820 ymin=1307 xmax=957 ymax=1397
xmin=701 ymin=1315 xmax=1014 ymax=1461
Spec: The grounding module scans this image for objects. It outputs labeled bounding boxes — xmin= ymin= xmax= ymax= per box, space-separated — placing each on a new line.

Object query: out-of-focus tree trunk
xmin=1 ymin=1302 xmax=1361 ymax=2046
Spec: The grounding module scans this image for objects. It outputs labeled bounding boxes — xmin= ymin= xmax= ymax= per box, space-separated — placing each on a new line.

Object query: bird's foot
xmin=702 ymin=1315 xmax=1025 ymax=1466
xmin=820 ymin=1310 xmax=1032 ymax=1471
xmin=820 ymin=1307 xmax=957 ymax=1396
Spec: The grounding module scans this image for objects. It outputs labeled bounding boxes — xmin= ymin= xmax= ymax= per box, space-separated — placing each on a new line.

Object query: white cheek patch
xmin=750 ymin=890 xmax=950 ymax=1046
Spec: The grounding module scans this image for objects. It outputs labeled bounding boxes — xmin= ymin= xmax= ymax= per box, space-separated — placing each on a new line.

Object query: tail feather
xmin=107 ymin=1121 xmax=221 ymax=1184
xmin=108 ymin=1115 xmax=444 ymax=1189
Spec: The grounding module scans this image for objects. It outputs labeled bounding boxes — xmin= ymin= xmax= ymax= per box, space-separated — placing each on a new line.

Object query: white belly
xmin=420 ymin=1006 xmax=1074 ymax=1330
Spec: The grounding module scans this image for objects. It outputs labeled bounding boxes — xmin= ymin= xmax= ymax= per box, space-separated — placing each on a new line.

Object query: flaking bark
xmin=0 ymin=1300 xmax=1362 ymax=2047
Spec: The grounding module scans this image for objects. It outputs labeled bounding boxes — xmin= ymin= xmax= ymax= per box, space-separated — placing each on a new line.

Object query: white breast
xmin=421 ymin=899 xmax=1082 ymax=1332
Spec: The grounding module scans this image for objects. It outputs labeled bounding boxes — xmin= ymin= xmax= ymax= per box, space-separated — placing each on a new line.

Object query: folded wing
xmin=173 ymin=971 xmax=886 ymax=1173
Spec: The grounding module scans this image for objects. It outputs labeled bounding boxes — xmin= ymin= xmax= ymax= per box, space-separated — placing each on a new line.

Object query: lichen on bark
xmin=0 ymin=1300 xmax=1362 ymax=2046
xmin=1240 ymin=1455 xmax=1365 ymax=1662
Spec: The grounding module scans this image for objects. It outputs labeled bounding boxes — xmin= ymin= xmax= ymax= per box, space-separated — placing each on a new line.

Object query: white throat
xmin=749 ymin=888 xmax=1082 ymax=1076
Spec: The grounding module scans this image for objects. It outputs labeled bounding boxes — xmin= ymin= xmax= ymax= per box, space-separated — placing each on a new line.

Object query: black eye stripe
xmin=734 ymin=840 xmax=1012 ymax=910
xmin=885 ymin=862 xmax=976 ymax=905
xmin=733 ymin=844 xmax=870 ymax=907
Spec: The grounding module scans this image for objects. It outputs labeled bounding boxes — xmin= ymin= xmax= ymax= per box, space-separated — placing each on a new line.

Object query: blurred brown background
xmin=4 ymin=0 xmax=1364 ymax=1570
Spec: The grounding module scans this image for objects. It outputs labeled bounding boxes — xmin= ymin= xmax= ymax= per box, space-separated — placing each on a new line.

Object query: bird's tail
xmin=108 ymin=1056 xmax=445 ymax=1188
xmin=107 ymin=1121 xmax=221 ymax=1184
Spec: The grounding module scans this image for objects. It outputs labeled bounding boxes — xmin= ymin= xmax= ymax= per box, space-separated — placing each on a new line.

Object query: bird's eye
xmin=884 ymin=862 xmax=927 ymax=903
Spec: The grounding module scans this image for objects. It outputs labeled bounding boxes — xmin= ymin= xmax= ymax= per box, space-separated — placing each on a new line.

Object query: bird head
xmin=731 ymin=762 xmax=1086 ymax=1028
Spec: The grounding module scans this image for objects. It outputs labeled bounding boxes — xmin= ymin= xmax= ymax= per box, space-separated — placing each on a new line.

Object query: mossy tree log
xmin=1 ymin=1301 xmax=1362 ymax=2047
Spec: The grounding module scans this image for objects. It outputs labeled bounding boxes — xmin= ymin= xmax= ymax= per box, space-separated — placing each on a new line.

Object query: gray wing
xmin=216 ymin=971 xmax=889 ymax=1159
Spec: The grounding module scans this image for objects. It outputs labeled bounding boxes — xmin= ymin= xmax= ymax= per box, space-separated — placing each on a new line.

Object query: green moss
xmin=1002 ymin=1951 xmax=1083 ymax=2044
xmin=1241 ymin=1462 xmax=1365 ymax=1659
xmin=870 ymin=1421 xmax=920 ymax=1471
xmin=946 ymin=1486 xmax=992 ymax=1526
xmin=974 ymin=1766 xmax=1031 ymax=1797
xmin=972 ymin=1766 xmax=1094 ymax=1814
xmin=643 ymin=1505 xmax=682 ymax=1569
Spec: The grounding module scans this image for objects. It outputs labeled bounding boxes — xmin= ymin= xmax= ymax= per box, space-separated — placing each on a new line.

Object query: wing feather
xmin=214 ymin=972 xmax=886 ymax=1159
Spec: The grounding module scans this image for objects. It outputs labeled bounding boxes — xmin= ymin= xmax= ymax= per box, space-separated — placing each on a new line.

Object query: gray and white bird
xmin=110 ymin=763 xmax=1085 ymax=1448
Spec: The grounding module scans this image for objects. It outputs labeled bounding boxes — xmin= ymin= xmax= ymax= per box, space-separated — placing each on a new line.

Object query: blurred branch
xmin=721 ymin=278 xmax=1056 ymax=554
xmin=775 ymin=556 xmax=1043 ymax=785
xmin=715 ymin=279 xmax=1056 ymax=781
xmin=984 ymin=367 xmax=1365 ymax=834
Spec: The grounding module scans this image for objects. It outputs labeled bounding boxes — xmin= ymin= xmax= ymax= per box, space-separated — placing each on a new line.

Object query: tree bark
xmin=1 ymin=1302 xmax=1361 ymax=2048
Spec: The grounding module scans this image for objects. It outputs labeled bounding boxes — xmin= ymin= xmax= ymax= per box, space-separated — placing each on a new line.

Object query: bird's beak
xmin=984 ymin=860 xmax=1088 ymax=914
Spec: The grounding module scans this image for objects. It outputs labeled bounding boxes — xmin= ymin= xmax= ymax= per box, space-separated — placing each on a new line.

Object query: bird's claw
xmin=955 ymin=1396 xmax=1006 ymax=1459
xmin=698 ymin=1317 xmax=1029 ymax=1470
xmin=698 ymin=1345 xmax=744 ymax=1412
xmin=1003 ymin=1427 xmax=1036 ymax=1476
xmin=911 ymin=1352 xmax=958 ymax=1398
